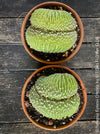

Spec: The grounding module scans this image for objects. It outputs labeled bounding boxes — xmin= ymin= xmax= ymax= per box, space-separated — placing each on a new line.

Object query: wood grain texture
xmin=0 ymin=121 xmax=99 ymax=134
xmin=0 ymin=70 xmax=99 ymax=123
xmin=0 ymin=44 xmax=99 ymax=70
xmin=0 ymin=0 xmax=100 ymax=133
xmin=0 ymin=18 xmax=100 ymax=43
xmin=0 ymin=92 xmax=98 ymax=123
xmin=0 ymin=70 xmax=98 ymax=97
xmin=0 ymin=45 xmax=44 ymax=71
xmin=0 ymin=0 xmax=100 ymax=17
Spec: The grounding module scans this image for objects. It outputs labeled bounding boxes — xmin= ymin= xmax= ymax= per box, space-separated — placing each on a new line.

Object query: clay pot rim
xmin=21 ymin=1 xmax=84 ymax=64
xmin=21 ymin=65 xmax=87 ymax=130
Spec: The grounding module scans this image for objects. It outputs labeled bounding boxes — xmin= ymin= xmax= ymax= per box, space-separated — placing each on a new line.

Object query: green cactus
xmin=35 ymin=73 xmax=78 ymax=100
xmin=26 ymin=26 xmax=77 ymax=53
xmin=26 ymin=8 xmax=78 ymax=53
xmin=30 ymin=8 xmax=77 ymax=31
xmin=29 ymin=73 xmax=80 ymax=119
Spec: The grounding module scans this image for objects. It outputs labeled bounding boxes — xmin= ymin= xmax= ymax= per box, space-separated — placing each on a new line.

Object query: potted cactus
xmin=21 ymin=65 xmax=87 ymax=130
xmin=21 ymin=2 xmax=84 ymax=64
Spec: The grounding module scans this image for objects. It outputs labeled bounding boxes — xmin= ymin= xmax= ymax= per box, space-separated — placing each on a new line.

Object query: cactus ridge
xmin=29 ymin=73 xmax=80 ymax=119
xmin=26 ymin=26 xmax=77 ymax=53
xmin=26 ymin=8 xmax=78 ymax=53
xmin=30 ymin=8 xmax=77 ymax=31
xmin=35 ymin=73 xmax=78 ymax=100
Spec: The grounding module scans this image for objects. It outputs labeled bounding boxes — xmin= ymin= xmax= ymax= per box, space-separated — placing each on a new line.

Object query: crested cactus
xmin=25 ymin=8 xmax=78 ymax=53
xmin=26 ymin=26 xmax=77 ymax=53
xmin=35 ymin=73 xmax=78 ymax=100
xmin=30 ymin=8 xmax=77 ymax=31
xmin=29 ymin=73 xmax=80 ymax=119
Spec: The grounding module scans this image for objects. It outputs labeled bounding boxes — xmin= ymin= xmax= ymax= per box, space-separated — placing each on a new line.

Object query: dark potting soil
xmin=24 ymin=67 xmax=84 ymax=128
xmin=24 ymin=6 xmax=80 ymax=62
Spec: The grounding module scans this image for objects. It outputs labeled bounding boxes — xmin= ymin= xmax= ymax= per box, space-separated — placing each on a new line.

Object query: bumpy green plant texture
xmin=26 ymin=8 xmax=78 ymax=53
xmin=29 ymin=73 xmax=80 ymax=119
xmin=30 ymin=8 xmax=77 ymax=31
xmin=26 ymin=26 xmax=77 ymax=53
xmin=35 ymin=73 xmax=78 ymax=100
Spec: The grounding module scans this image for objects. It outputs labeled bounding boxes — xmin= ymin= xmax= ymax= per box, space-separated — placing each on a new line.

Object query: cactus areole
xmin=25 ymin=8 xmax=78 ymax=53
xmin=21 ymin=2 xmax=84 ymax=64
xmin=22 ymin=65 xmax=87 ymax=130
xmin=29 ymin=73 xmax=80 ymax=119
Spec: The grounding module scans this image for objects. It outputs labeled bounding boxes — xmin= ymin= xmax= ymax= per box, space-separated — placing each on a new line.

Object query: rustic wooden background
xmin=0 ymin=0 xmax=100 ymax=134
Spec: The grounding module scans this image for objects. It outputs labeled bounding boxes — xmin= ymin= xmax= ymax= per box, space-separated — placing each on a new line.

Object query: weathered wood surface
xmin=0 ymin=44 xmax=100 ymax=70
xmin=0 ymin=70 xmax=98 ymax=97
xmin=0 ymin=70 xmax=99 ymax=123
xmin=0 ymin=18 xmax=100 ymax=43
xmin=0 ymin=0 xmax=100 ymax=133
xmin=0 ymin=93 xmax=97 ymax=123
xmin=0 ymin=0 xmax=100 ymax=17
xmin=0 ymin=121 xmax=99 ymax=134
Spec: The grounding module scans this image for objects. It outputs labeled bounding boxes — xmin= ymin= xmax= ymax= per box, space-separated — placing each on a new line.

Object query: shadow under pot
xmin=21 ymin=2 xmax=84 ymax=64
xmin=21 ymin=65 xmax=87 ymax=130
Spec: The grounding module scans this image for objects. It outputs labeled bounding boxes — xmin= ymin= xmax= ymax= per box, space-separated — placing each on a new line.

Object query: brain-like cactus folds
xmin=29 ymin=73 xmax=80 ymax=119
xmin=30 ymin=8 xmax=77 ymax=31
xmin=26 ymin=26 xmax=77 ymax=53
xmin=35 ymin=73 xmax=78 ymax=100
xmin=26 ymin=8 xmax=78 ymax=53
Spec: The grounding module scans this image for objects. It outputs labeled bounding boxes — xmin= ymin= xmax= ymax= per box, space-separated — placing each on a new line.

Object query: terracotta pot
xmin=21 ymin=65 xmax=87 ymax=130
xmin=21 ymin=2 xmax=84 ymax=64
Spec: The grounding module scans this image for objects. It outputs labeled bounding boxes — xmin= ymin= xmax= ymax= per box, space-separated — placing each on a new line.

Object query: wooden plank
xmin=0 ymin=94 xmax=97 ymax=123
xmin=0 ymin=18 xmax=100 ymax=43
xmin=0 ymin=121 xmax=99 ymax=134
xmin=0 ymin=44 xmax=99 ymax=70
xmin=61 ymin=43 xmax=99 ymax=68
xmin=0 ymin=71 xmax=99 ymax=123
xmin=0 ymin=45 xmax=43 ymax=71
xmin=0 ymin=0 xmax=100 ymax=17
xmin=0 ymin=70 xmax=98 ymax=97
